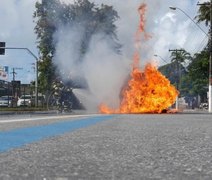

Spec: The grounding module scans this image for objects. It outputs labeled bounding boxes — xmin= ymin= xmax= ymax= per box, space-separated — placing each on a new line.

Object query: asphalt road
xmin=0 ymin=112 xmax=212 ymax=180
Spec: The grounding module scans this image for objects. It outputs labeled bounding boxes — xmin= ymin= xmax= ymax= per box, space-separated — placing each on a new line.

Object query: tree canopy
xmin=158 ymin=2 xmax=210 ymax=105
xmin=33 ymin=0 xmax=121 ymax=93
xmin=196 ymin=2 xmax=210 ymax=26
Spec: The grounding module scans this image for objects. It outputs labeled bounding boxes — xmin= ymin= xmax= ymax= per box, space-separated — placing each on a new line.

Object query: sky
xmin=0 ymin=0 xmax=209 ymax=85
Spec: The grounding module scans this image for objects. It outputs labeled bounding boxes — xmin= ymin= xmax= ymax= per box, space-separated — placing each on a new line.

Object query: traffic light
xmin=0 ymin=42 xmax=6 ymax=55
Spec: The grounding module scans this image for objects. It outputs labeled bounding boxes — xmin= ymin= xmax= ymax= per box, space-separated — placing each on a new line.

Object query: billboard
xmin=0 ymin=66 xmax=9 ymax=80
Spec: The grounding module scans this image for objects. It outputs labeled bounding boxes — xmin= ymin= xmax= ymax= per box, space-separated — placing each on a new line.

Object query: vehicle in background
xmin=31 ymin=95 xmax=46 ymax=107
xmin=17 ymin=95 xmax=32 ymax=107
xmin=199 ymin=102 xmax=208 ymax=110
xmin=0 ymin=96 xmax=15 ymax=107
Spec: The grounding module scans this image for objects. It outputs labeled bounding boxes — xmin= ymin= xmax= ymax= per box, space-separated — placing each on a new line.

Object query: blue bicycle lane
xmin=0 ymin=115 xmax=114 ymax=152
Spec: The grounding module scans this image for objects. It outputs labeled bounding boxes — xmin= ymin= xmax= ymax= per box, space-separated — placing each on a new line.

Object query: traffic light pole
xmin=0 ymin=47 xmax=38 ymax=107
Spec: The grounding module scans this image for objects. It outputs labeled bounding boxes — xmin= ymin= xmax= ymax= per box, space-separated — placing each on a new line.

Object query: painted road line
xmin=0 ymin=114 xmax=101 ymax=123
xmin=0 ymin=115 xmax=114 ymax=152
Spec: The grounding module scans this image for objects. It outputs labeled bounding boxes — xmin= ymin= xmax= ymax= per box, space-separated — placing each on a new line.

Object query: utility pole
xmin=169 ymin=49 xmax=185 ymax=110
xmin=11 ymin=67 xmax=23 ymax=81
xmin=11 ymin=67 xmax=23 ymax=98
xmin=11 ymin=68 xmax=17 ymax=81
xmin=197 ymin=1 xmax=212 ymax=113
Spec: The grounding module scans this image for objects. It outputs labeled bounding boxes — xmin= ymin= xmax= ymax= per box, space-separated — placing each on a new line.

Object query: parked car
xmin=0 ymin=96 xmax=14 ymax=107
xmin=17 ymin=95 xmax=32 ymax=107
xmin=31 ymin=95 xmax=46 ymax=107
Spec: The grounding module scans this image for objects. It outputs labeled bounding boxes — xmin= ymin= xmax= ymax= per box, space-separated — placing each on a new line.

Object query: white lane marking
xmin=0 ymin=114 xmax=101 ymax=123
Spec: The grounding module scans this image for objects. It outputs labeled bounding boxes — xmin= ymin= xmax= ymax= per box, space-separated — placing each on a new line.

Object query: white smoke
xmin=59 ymin=0 xmax=207 ymax=62
xmin=53 ymin=23 xmax=129 ymax=112
xmin=54 ymin=24 xmax=85 ymax=77
xmin=82 ymin=33 xmax=129 ymax=109
xmin=54 ymin=0 xmax=208 ymax=112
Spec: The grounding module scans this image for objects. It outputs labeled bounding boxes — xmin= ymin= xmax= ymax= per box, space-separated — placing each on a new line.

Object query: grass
xmin=0 ymin=106 xmax=48 ymax=112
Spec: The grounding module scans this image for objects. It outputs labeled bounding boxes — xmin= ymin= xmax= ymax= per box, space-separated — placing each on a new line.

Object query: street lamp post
xmin=170 ymin=6 xmax=212 ymax=113
xmin=154 ymin=54 xmax=169 ymax=64
xmin=210 ymin=0 xmax=212 ymax=113
xmin=169 ymin=7 xmax=208 ymax=36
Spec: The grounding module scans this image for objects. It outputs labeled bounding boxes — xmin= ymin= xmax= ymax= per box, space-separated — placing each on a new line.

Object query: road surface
xmin=0 ymin=112 xmax=212 ymax=179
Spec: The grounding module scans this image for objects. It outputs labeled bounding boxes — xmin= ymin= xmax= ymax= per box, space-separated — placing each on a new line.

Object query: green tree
xmin=160 ymin=3 xmax=210 ymax=103
xmin=158 ymin=63 xmax=173 ymax=82
xmin=158 ymin=61 xmax=191 ymax=98
xmin=187 ymin=50 xmax=209 ymax=101
xmin=169 ymin=49 xmax=192 ymax=96
xmin=33 ymin=0 xmax=121 ymax=93
xmin=33 ymin=0 xmax=60 ymax=93
xmin=194 ymin=2 xmax=210 ymax=102
xmin=65 ymin=0 xmax=121 ymax=61
xmin=170 ymin=49 xmax=192 ymax=65
xmin=196 ymin=2 xmax=210 ymax=26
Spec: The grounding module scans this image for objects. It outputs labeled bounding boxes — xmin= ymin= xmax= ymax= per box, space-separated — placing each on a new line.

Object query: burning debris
xmin=100 ymin=63 xmax=178 ymax=114
xmin=99 ymin=3 xmax=178 ymax=114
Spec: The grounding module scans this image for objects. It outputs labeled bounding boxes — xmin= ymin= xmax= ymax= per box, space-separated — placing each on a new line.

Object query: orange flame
xmin=136 ymin=3 xmax=151 ymax=44
xmin=99 ymin=3 xmax=178 ymax=114
xmin=100 ymin=63 xmax=178 ymax=114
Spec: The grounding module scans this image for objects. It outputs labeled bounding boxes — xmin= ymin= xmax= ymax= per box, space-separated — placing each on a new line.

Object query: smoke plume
xmin=54 ymin=0 xmax=207 ymax=112
xmin=53 ymin=23 xmax=129 ymax=112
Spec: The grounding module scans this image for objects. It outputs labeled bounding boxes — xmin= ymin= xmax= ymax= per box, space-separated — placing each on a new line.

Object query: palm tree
xmin=195 ymin=2 xmax=210 ymax=26
xmin=169 ymin=49 xmax=192 ymax=93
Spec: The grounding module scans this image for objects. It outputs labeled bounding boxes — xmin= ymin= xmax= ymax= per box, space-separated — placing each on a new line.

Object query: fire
xmin=100 ymin=63 xmax=178 ymax=114
xmin=99 ymin=3 xmax=178 ymax=114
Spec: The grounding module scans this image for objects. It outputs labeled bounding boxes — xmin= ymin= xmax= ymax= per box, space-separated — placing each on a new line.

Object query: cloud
xmin=160 ymin=12 xmax=176 ymax=23
xmin=0 ymin=0 xmax=37 ymax=83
